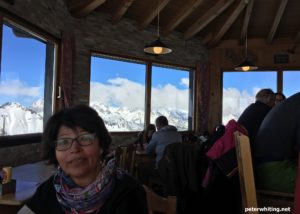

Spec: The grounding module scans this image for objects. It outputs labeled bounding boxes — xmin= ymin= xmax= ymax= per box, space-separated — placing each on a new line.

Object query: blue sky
xmin=90 ymin=56 xmax=189 ymax=89
xmin=223 ymin=71 xmax=300 ymax=97
xmin=0 ymin=24 xmax=45 ymax=106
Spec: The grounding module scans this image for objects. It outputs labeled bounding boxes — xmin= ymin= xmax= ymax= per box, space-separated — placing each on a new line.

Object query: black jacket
xmin=238 ymin=101 xmax=271 ymax=145
xmin=26 ymin=173 xmax=148 ymax=214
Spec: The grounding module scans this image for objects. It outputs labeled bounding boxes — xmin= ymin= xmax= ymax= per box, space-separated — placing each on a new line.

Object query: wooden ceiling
xmin=65 ymin=0 xmax=300 ymax=48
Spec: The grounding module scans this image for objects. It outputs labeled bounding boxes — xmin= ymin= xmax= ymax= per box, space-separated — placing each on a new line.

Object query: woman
xmin=143 ymin=124 xmax=156 ymax=144
xmin=18 ymin=105 xmax=148 ymax=214
xmin=135 ymin=124 xmax=156 ymax=149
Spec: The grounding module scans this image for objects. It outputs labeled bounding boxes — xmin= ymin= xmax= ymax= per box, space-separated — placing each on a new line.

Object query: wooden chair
xmin=115 ymin=144 xmax=136 ymax=175
xmin=143 ymin=185 xmax=177 ymax=214
xmin=234 ymin=131 xmax=258 ymax=213
xmin=256 ymin=189 xmax=294 ymax=209
xmin=234 ymin=131 xmax=294 ymax=213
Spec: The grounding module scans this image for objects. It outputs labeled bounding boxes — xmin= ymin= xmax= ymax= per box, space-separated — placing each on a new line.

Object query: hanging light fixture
xmin=235 ymin=31 xmax=257 ymax=71
xmin=144 ymin=1 xmax=172 ymax=55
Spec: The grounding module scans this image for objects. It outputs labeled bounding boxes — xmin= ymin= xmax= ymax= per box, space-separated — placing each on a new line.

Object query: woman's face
xmin=55 ymin=125 xmax=103 ymax=187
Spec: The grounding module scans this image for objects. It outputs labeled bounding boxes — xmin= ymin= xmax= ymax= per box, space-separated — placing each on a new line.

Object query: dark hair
xmin=155 ymin=116 xmax=168 ymax=127
xmin=275 ymin=92 xmax=286 ymax=100
xmin=42 ymin=105 xmax=112 ymax=165
xmin=143 ymin=124 xmax=156 ymax=143
xmin=255 ymin=88 xmax=275 ymax=107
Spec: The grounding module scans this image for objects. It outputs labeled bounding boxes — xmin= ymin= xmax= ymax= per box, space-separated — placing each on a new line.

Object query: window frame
xmin=90 ymin=51 xmax=196 ymax=133
xmin=0 ymin=9 xmax=60 ymax=148
xmin=221 ymin=69 xmax=300 ymax=124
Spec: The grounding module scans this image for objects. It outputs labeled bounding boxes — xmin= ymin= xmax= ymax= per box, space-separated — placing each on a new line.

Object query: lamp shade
xmin=144 ymin=37 xmax=172 ymax=55
xmin=234 ymin=58 xmax=258 ymax=71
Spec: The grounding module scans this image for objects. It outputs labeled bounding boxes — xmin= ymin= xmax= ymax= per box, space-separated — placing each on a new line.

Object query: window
xmin=151 ymin=65 xmax=192 ymax=131
xmin=0 ymin=20 xmax=57 ymax=138
xmin=222 ymin=71 xmax=276 ymax=124
xmin=283 ymin=71 xmax=300 ymax=97
xmin=90 ymin=54 xmax=194 ymax=132
xmin=90 ymin=55 xmax=146 ymax=131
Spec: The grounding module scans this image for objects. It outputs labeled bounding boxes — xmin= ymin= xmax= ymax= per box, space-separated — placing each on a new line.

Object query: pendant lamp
xmin=235 ymin=32 xmax=257 ymax=71
xmin=144 ymin=2 xmax=172 ymax=55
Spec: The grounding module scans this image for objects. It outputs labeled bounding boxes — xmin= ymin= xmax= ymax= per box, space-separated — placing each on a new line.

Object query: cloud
xmin=90 ymin=77 xmax=189 ymax=111
xmin=222 ymin=87 xmax=257 ymax=124
xmin=91 ymin=77 xmax=265 ymax=123
xmin=0 ymin=79 xmax=41 ymax=97
xmin=151 ymin=83 xmax=188 ymax=110
xmin=90 ymin=77 xmax=145 ymax=109
xmin=180 ymin=78 xmax=189 ymax=87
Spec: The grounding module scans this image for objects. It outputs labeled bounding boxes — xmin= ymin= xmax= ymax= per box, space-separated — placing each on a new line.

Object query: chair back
xmin=234 ymin=131 xmax=258 ymax=213
xmin=143 ymin=185 xmax=177 ymax=214
xmin=115 ymin=144 xmax=136 ymax=175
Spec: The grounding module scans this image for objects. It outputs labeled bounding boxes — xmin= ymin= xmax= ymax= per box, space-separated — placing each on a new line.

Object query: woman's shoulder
xmin=25 ymin=176 xmax=63 ymax=214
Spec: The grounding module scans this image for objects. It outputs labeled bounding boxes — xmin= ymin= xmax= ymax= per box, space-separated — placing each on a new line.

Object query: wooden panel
xmin=111 ymin=0 xmax=135 ymax=24
xmin=162 ymin=0 xmax=204 ymax=36
xmin=209 ymin=0 xmax=247 ymax=46
xmin=195 ymin=61 xmax=210 ymax=132
xmin=240 ymin=0 xmax=255 ymax=44
xmin=67 ymin=0 xmax=107 ymax=17
xmin=267 ymin=0 xmax=288 ymax=44
xmin=138 ymin=0 xmax=171 ymax=30
xmin=184 ymin=0 xmax=235 ymax=40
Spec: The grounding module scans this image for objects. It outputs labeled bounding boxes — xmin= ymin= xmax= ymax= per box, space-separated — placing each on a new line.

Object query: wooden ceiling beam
xmin=266 ymin=0 xmax=288 ymax=44
xmin=209 ymin=0 xmax=247 ymax=47
xmin=162 ymin=0 xmax=204 ymax=36
xmin=111 ymin=0 xmax=135 ymax=24
xmin=184 ymin=0 xmax=235 ymax=40
xmin=138 ymin=0 xmax=171 ymax=30
xmin=67 ymin=0 xmax=106 ymax=17
xmin=239 ymin=0 xmax=255 ymax=44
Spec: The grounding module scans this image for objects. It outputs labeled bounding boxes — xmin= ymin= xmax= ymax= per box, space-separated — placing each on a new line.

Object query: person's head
xmin=275 ymin=92 xmax=286 ymax=104
xmin=146 ymin=124 xmax=156 ymax=137
xmin=255 ymin=88 xmax=275 ymax=107
xmin=42 ymin=105 xmax=111 ymax=185
xmin=143 ymin=124 xmax=156 ymax=143
xmin=155 ymin=116 xmax=168 ymax=131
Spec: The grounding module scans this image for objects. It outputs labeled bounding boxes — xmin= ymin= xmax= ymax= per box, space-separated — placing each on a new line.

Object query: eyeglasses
xmin=54 ymin=133 xmax=97 ymax=151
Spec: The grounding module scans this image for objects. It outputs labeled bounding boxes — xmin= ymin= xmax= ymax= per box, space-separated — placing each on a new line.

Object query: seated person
xmin=275 ymin=92 xmax=286 ymax=105
xmin=134 ymin=124 xmax=156 ymax=149
xmin=18 ymin=105 xmax=147 ymax=214
xmin=238 ymin=88 xmax=275 ymax=146
xmin=254 ymin=92 xmax=300 ymax=193
xmin=146 ymin=116 xmax=182 ymax=167
xmin=137 ymin=116 xmax=182 ymax=185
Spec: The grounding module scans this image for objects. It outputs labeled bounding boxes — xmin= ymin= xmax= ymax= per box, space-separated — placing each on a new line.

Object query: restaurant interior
xmin=0 ymin=0 xmax=300 ymax=213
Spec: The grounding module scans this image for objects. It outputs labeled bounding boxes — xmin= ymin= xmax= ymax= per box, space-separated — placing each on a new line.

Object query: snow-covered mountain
xmin=0 ymin=102 xmax=43 ymax=135
xmin=90 ymin=101 xmax=188 ymax=131
xmin=0 ymin=101 xmax=188 ymax=135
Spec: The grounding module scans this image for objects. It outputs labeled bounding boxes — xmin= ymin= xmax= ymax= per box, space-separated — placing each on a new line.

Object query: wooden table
xmin=0 ymin=161 xmax=56 ymax=213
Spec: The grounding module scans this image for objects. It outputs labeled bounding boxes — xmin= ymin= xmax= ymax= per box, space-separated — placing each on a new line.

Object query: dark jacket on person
xmin=238 ymin=101 xmax=272 ymax=145
xmin=255 ymin=92 xmax=300 ymax=162
xmin=158 ymin=142 xmax=205 ymax=214
xmin=25 ymin=173 xmax=148 ymax=214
